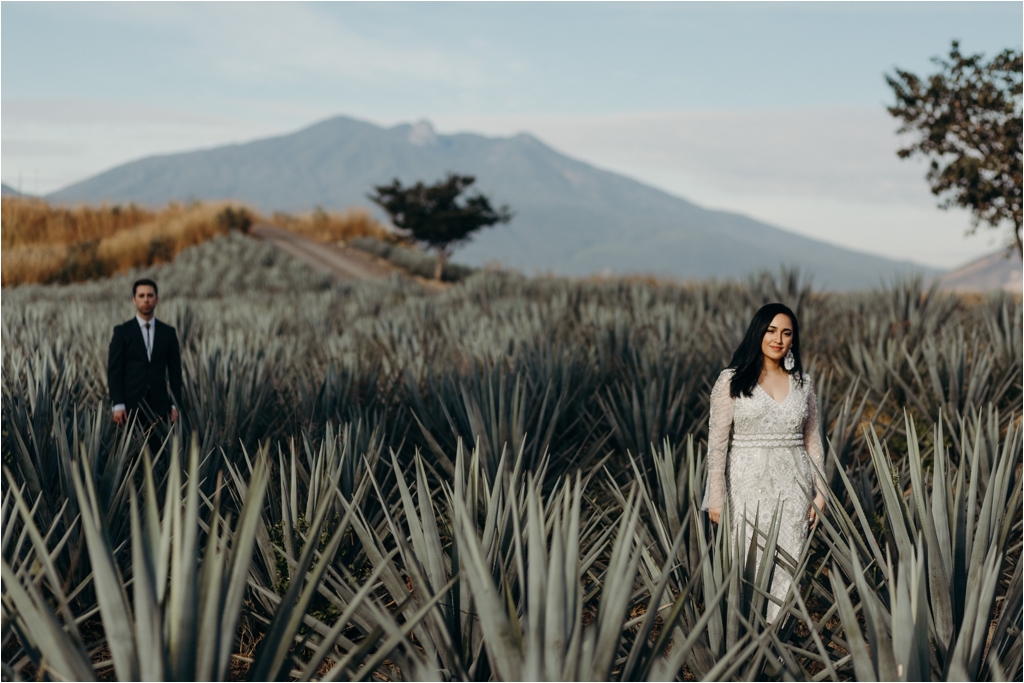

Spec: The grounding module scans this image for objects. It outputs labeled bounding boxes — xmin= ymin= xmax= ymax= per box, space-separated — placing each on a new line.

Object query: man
xmin=108 ymin=278 xmax=182 ymax=426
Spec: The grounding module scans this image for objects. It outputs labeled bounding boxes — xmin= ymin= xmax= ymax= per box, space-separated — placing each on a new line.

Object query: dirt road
xmin=250 ymin=223 xmax=400 ymax=281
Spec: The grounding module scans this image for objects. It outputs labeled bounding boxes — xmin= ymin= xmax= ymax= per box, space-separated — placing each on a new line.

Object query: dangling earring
xmin=784 ymin=348 xmax=795 ymax=371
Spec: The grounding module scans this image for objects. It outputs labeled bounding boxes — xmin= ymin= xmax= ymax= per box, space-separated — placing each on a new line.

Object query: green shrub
xmin=350 ymin=235 xmax=476 ymax=281
xmin=217 ymin=206 xmax=253 ymax=234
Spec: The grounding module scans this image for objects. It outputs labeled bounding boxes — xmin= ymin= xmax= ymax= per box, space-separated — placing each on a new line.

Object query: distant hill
xmin=936 ymin=250 xmax=1022 ymax=294
xmin=48 ymin=115 xmax=939 ymax=290
xmin=2 ymin=183 xmax=24 ymax=197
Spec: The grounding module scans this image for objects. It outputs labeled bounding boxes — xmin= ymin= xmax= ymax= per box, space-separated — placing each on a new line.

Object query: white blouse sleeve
xmin=802 ymin=375 xmax=827 ymax=497
xmin=701 ymin=370 xmax=734 ymax=510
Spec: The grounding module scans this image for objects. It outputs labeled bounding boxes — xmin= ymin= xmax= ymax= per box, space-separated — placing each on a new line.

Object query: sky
xmin=2 ymin=1 xmax=1022 ymax=269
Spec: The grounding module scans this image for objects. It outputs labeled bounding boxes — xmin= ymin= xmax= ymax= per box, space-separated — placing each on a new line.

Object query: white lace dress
xmin=701 ymin=368 xmax=826 ymax=622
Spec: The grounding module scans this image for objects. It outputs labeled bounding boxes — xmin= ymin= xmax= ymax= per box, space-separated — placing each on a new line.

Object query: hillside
xmin=48 ymin=116 xmax=938 ymax=290
xmin=936 ymin=250 xmax=1022 ymax=293
xmin=0 ymin=198 xmax=243 ymax=287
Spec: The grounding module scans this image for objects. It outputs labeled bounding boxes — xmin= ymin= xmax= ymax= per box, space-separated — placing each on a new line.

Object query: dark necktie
xmin=144 ymin=322 xmax=152 ymax=360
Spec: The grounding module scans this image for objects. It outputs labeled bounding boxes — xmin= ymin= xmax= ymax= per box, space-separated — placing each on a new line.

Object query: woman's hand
xmin=808 ymin=493 xmax=826 ymax=524
xmin=708 ymin=507 xmax=721 ymax=524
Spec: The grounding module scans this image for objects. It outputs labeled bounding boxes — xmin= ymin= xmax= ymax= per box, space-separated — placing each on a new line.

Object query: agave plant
xmin=817 ymin=408 xmax=1022 ymax=681
xmin=2 ymin=437 xmax=269 ymax=681
xmin=3 ymin=230 xmax=1022 ymax=681
xmin=1 ymin=391 xmax=156 ymax=587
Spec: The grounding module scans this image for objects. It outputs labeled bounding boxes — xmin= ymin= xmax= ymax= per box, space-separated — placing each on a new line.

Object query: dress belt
xmin=731 ymin=434 xmax=804 ymax=448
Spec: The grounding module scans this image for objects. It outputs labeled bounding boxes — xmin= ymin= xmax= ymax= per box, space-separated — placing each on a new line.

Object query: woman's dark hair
xmin=728 ymin=303 xmax=803 ymax=398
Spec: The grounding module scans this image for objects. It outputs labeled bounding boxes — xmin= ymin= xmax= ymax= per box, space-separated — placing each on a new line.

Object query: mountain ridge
xmin=48 ymin=115 xmax=938 ymax=290
xmin=935 ymin=250 xmax=1022 ymax=293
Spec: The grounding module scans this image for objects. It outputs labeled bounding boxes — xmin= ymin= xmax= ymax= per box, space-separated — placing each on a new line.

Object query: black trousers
xmin=128 ymin=394 xmax=173 ymax=454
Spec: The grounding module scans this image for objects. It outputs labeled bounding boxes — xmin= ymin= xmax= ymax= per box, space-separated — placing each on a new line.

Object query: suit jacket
xmin=107 ymin=318 xmax=182 ymax=417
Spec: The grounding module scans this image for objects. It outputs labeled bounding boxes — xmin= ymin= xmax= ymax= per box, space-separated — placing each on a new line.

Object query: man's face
xmin=133 ymin=285 xmax=158 ymax=318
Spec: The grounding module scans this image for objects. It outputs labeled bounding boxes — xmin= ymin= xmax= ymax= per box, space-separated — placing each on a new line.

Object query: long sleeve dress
xmin=701 ymin=368 xmax=826 ymax=622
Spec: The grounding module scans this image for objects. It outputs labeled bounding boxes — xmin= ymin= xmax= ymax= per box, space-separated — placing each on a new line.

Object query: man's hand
xmin=170 ymin=406 xmax=178 ymax=423
xmin=708 ymin=507 xmax=721 ymax=524
xmin=112 ymin=409 xmax=127 ymax=426
xmin=808 ymin=493 xmax=826 ymax=524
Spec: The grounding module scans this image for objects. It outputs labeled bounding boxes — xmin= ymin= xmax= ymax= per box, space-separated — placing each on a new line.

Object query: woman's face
xmin=761 ymin=313 xmax=794 ymax=365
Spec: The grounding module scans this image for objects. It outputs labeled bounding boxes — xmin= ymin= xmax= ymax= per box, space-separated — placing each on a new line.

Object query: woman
xmin=702 ymin=303 xmax=826 ymax=622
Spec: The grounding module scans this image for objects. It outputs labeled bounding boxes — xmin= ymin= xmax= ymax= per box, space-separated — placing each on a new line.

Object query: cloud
xmin=80 ymin=2 xmax=489 ymax=91
xmin=430 ymin=108 xmax=992 ymax=268
xmin=2 ymin=99 xmax=244 ymax=127
xmin=1 ymin=99 xmax=284 ymax=192
xmin=433 ymin=107 xmax=933 ymax=206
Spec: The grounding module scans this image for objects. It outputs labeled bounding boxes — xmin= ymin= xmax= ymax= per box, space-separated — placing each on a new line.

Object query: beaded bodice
xmin=701 ymin=368 xmax=826 ymax=510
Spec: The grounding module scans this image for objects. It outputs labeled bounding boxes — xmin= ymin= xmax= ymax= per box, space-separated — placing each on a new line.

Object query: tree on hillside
xmin=368 ymin=173 xmax=513 ymax=280
xmin=886 ymin=40 xmax=1022 ymax=258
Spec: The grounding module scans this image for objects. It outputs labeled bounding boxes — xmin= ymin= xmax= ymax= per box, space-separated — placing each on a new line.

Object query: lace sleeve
xmin=701 ymin=370 xmax=734 ymax=510
xmin=803 ymin=375 xmax=827 ymax=497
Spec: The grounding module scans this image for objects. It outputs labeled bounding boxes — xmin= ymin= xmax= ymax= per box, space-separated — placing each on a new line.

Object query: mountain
xmin=935 ymin=250 xmax=1022 ymax=293
xmin=48 ymin=115 xmax=938 ymax=290
xmin=2 ymin=183 xmax=24 ymax=197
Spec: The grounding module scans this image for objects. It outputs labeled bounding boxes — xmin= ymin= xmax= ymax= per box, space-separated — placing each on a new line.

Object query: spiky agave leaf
xmin=1 ymin=433 xmax=272 ymax=682
xmin=822 ymin=406 xmax=1022 ymax=681
xmin=1 ymin=476 xmax=95 ymax=682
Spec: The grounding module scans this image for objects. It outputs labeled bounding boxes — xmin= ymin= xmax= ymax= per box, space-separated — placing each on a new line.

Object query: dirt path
xmin=250 ymin=223 xmax=400 ymax=280
xmin=250 ymin=223 xmax=448 ymax=290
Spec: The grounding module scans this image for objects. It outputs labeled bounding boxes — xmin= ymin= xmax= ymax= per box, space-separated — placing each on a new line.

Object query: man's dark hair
xmin=132 ymin=278 xmax=158 ymax=296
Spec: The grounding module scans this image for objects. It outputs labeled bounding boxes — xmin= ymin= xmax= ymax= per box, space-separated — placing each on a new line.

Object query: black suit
xmin=107 ymin=317 xmax=182 ymax=418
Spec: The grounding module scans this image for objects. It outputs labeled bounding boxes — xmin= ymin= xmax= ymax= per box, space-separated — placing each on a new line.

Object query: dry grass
xmin=1 ymin=199 xmax=391 ymax=287
xmin=2 ymin=197 xmax=157 ymax=249
xmin=1 ymin=198 xmax=251 ymax=287
xmin=270 ymin=206 xmax=391 ymax=243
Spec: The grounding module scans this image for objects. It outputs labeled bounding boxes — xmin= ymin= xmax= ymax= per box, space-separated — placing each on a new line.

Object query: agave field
xmin=2 ymin=233 xmax=1021 ymax=681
